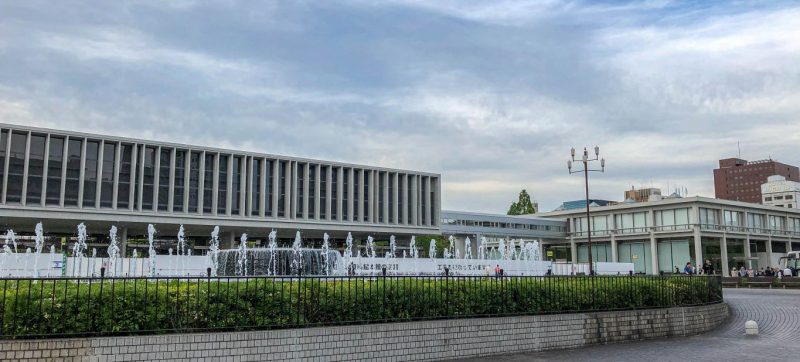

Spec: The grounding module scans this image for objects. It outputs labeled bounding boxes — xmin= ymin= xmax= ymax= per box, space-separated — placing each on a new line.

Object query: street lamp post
xmin=568 ymin=146 xmax=605 ymax=276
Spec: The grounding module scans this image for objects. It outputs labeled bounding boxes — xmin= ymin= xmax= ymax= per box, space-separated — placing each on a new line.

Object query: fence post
xmin=100 ymin=267 xmax=106 ymax=278
xmin=444 ymin=267 xmax=450 ymax=317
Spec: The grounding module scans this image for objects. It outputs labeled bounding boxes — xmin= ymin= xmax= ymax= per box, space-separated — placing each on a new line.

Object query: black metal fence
xmin=0 ymin=274 xmax=722 ymax=339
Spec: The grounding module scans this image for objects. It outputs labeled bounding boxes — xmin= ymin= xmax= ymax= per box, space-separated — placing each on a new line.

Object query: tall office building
xmin=713 ymin=158 xmax=800 ymax=203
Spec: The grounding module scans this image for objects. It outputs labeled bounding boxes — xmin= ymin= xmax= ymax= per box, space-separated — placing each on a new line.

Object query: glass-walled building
xmin=0 ymin=123 xmax=441 ymax=253
xmin=536 ymin=196 xmax=800 ymax=274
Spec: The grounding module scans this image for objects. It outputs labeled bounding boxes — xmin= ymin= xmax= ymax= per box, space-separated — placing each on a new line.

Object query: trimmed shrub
xmin=0 ymin=276 xmax=722 ymax=338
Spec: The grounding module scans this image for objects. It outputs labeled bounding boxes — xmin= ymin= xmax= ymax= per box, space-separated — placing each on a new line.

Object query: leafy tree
xmin=507 ymin=189 xmax=537 ymax=215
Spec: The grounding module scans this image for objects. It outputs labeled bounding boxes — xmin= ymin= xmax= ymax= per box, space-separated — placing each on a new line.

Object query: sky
xmin=1 ymin=0 xmax=799 ymax=213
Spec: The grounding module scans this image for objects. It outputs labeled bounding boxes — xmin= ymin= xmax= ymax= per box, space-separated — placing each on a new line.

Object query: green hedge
xmin=0 ymin=276 xmax=722 ymax=338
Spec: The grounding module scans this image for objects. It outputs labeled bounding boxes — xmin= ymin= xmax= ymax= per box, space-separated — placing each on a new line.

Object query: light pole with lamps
xmin=568 ymin=146 xmax=605 ymax=275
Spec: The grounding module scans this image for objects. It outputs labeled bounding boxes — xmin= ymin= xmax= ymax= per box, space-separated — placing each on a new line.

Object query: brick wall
xmin=0 ymin=303 xmax=728 ymax=362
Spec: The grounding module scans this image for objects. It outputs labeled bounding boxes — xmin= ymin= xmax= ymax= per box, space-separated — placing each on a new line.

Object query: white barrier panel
xmin=551 ymin=263 xmax=590 ymax=276
xmin=0 ymin=254 xmax=212 ymax=277
xmin=596 ymin=262 xmax=635 ymax=275
xmin=346 ymin=258 xmax=553 ymax=276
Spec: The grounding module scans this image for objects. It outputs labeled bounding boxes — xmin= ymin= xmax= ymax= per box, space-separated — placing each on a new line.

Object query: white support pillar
xmin=367 ymin=171 xmax=375 ymax=223
xmin=744 ymin=235 xmax=752 ymax=269
xmin=382 ymin=172 xmax=389 ymax=224
xmin=720 ymin=234 xmax=729 ymax=276
xmin=766 ymin=236 xmax=774 ymax=268
xmin=610 ymin=234 xmax=618 ymax=263
xmin=120 ymin=226 xmax=128 ymax=257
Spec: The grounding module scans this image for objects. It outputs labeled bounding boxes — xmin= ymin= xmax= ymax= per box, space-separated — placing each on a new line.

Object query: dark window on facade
xmin=265 ymin=160 xmax=273 ymax=215
xmin=430 ymin=177 xmax=438 ymax=225
xmin=378 ymin=172 xmax=384 ymax=223
xmin=188 ymin=152 xmax=200 ymax=213
xmin=308 ymin=165 xmax=316 ymax=217
xmin=26 ymin=134 xmax=46 ymax=204
xmin=397 ymin=175 xmax=404 ymax=223
xmin=421 ymin=177 xmax=428 ymax=223
xmin=46 ymin=137 xmax=64 ymax=206
xmin=251 ymin=159 xmax=261 ymax=216
xmin=388 ymin=173 xmax=395 ymax=223
xmin=363 ymin=171 xmax=370 ymax=222
xmin=142 ymin=146 xmax=156 ymax=210
xmin=203 ymin=154 xmax=214 ymax=213
xmin=64 ymin=139 xmax=82 ymax=206
xmin=100 ymin=143 xmax=115 ymax=208
xmin=320 ymin=166 xmax=328 ymax=219
xmin=82 ymin=141 xmax=99 ymax=208
xmin=6 ymin=131 xmax=28 ymax=203
xmin=117 ymin=144 xmax=132 ymax=209
xmin=217 ymin=155 xmax=228 ymax=214
xmin=173 ymin=150 xmax=186 ymax=212
xmin=0 ymin=130 xmax=6 ymax=198
xmin=158 ymin=148 xmax=171 ymax=211
xmin=231 ymin=156 xmax=241 ymax=214
xmin=407 ymin=176 xmax=414 ymax=224
xmin=331 ymin=167 xmax=338 ymax=220
xmin=353 ymin=170 xmax=360 ymax=221
xmin=296 ymin=163 xmax=305 ymax=218
xmin=342 ymin=169 xmax=349 ymax=220
xmin=278 ymin=160 xmax=286 ymax=217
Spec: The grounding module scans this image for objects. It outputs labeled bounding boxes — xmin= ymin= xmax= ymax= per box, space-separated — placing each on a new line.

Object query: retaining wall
xmin=0 ymin=303 xmax=728 ymax=361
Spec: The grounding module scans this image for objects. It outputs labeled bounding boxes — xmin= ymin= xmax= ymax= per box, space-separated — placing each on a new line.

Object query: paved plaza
xmin=463 ymin=288 xmax=800 ymax=361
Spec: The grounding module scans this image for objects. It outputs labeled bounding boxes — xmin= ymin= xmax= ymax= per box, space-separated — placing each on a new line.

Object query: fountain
xmin=464 ymin=237 xmax=472 ymax=259
xmin=131 ymin=249 xmax=139 ymax=276
xmin=321 ymin=233 xmax=331 ymax=276
xmin=32 ymin=222 xmax=44 ymax=277
xmin=177 ymin=225 xmax=187 ymax=276
xmin=387 ymin=235 xmax=396 ymax=259
xmin=146 ymin=224 xmax=157 ymax=277
xmin=24 ymin=248 xmax=31 ymax=275
xmin=409 ymin=236 xmax=418 ymax=259
xmin=478 ymin=237 xmax=487 ymax=260
xmin=236 ymin=234 xmax=248 ymax=276
xmin=49 ymin=245 xmax=56 ymax=277
xmin=73 ymin=223 xmax=88 ymax=276
xmin=107 ymin=225 xmax=120 ymax=276
xmin=268 ymin=230 xmax=278 ymax=275
xmin=448 ymin=235 xmax=455 ymax=259
xmin=209 ymin=226 xmax=221 ymax=277
xmin=343 ymin=232 xmax=353 ymax=271
xmin=366 ymin=236 xmax=376 ymax=259
xmin=429 ymin=239 xmax=436 ymax=259
xmin=291 ymin=231 xmax=303 ymax=275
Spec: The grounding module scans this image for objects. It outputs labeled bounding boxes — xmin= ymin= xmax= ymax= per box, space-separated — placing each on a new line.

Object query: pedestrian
xmin=683 ymin=262 xmax=694 ymax=275
xmin=494 ymin=264 xmax=501 ymax=277
xmin=703 ymin=259 xmax=714 ymax=275
xmin=730 ymin=267 xmax=738 ymax=277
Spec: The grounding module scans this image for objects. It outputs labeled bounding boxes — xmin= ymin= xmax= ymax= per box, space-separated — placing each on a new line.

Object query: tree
xmin=507 ymin=189 xmax=537 ymax=215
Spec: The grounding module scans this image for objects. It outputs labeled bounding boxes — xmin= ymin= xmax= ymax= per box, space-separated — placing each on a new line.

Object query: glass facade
xmin=6 ymin=131 xmax=27 ymax=203
xmin=45 ymin=137 xmax=64 ymax=206
xmin=26 ymin=134 xmax=46 ymax=205
xmin=654 ymin=208 xmax=690 ymax=231
xmin=99 ymin=143 xmax=115 ymax=208
xmin=657 ymin=239 xmax=692 ymax=273
xmin=617 ymin=241 xmax=652 ymax=274
xmin=117 ymin=144 xmax=132 ymax=209
xmin=0 ymin=126 xmax=440 ymax=232
xmin=577 ymin=243 xmax=611 ymax=263
xmin=614 ymin=212 xmax=648 ymax=233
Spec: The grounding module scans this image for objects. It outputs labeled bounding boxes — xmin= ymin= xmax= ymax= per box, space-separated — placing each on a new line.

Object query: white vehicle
xmin=778 ymin=251 xmax=800 ymax=277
